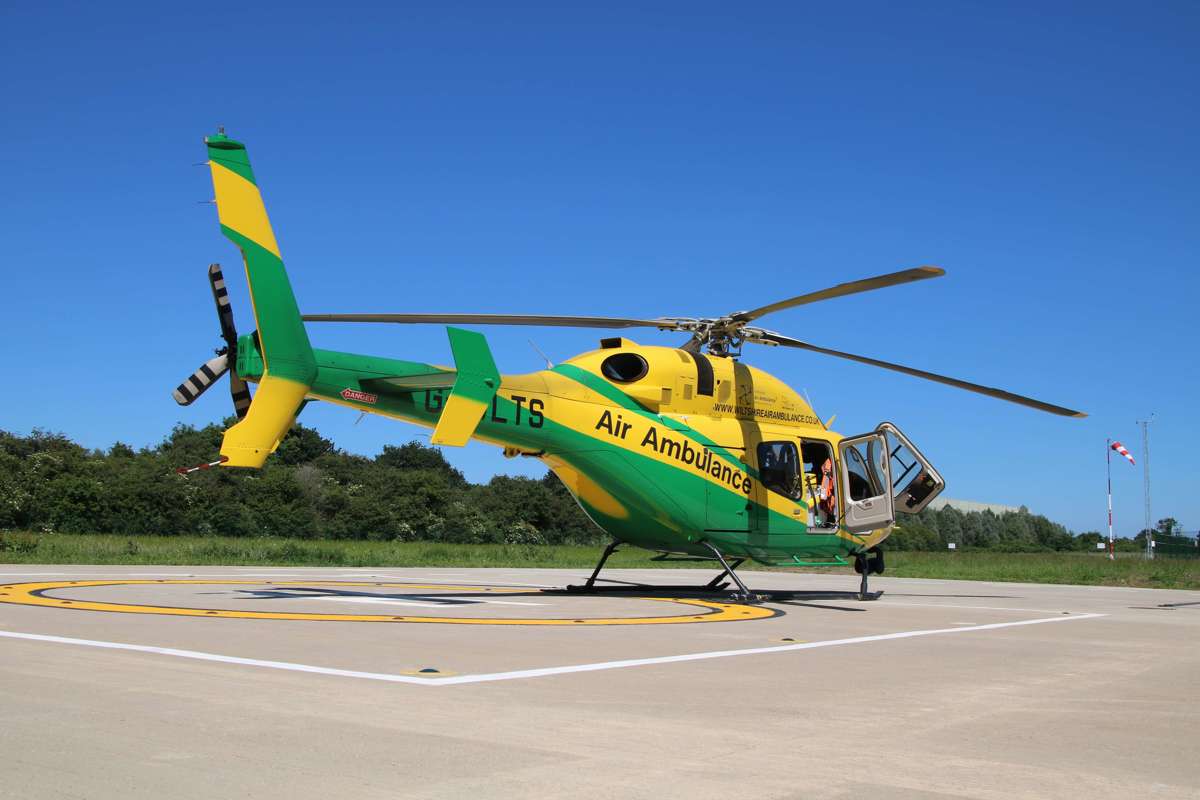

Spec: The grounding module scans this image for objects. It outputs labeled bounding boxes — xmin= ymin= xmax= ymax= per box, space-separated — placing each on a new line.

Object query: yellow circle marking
xmin=0 ymin=580 xmax=778 ymax=626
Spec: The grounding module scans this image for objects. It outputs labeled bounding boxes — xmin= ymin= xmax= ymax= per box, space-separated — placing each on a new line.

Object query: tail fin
xmin=206 ymin=132 xmax=316 ymax=467
xmin=430 ymin=327 xmax=501 ymax=447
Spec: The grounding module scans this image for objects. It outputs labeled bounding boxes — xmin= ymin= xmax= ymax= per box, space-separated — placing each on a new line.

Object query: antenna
xmin=1137 ymin=414 xmax=1156 ymax=559
xmin=528 ymin=339 xmax=554 ymax=369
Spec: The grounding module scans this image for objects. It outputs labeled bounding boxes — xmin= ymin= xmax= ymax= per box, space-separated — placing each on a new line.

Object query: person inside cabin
xmin=801 ymin=442 xmax=837 ymax=528
xmin=817 ymin=457 xmax=837 ymax=525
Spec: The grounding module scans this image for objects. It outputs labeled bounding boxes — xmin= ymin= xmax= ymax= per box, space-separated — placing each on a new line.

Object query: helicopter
xmin=175 ymin=132 xmax=1085 ymax=602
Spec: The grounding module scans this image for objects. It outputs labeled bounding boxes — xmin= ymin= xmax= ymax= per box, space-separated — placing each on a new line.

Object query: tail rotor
xmin=171 ymin=263 xmax=252 ymax=419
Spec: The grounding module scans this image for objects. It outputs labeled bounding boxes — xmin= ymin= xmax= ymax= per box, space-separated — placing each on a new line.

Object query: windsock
xmin=1110 ymin=440 xmax=1136 ymax=466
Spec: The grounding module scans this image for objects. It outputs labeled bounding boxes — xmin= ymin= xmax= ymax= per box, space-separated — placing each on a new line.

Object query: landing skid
xmin=565 ymin=541 xmax=757 ymax=602
xmin=566 ymin=542 xmax=885 ymax=604
xmin=698 ymin=541 xmax=758 ymax=603
xmin=564 ymin=544 xmax=744 ymax=599
xmin=855 ymin=550 xmax=885 ymax=601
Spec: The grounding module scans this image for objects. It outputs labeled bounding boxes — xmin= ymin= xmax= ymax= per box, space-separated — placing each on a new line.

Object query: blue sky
xmin=2 ymin=1 xmax=1196 ymax=535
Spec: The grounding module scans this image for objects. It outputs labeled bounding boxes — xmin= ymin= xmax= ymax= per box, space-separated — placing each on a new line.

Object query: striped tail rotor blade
xmin=229 ymin=369 xmax=252 ymax=419
xmin=172 ymin=354 xmax=229 ymax=406
xmin=208 ymin=263 xmax=238 ymax=346
xmin=207 ymin=263 xmax=251 ymax=418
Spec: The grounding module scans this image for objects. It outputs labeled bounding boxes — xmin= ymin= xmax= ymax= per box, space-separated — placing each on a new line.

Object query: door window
xmin=876 ymin=422 xmax=945 ymax=514
xmin=837 ymin=433 xmax=895 ymax=534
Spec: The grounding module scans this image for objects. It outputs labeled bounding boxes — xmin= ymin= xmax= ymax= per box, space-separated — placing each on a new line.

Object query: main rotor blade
xmin=756 ymin=331 xmax=1086 ymax=417
xmin=732 ymin=267 xmax=945 ymax=324
xmin=302 ymin=313 xmax=677 ymax=329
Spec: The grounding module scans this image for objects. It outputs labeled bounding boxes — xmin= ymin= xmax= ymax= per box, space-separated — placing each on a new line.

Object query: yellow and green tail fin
xmin=430 ymin=327 xmax=501 ymax=446
xmin=206 ymin=132 xmax=316 ymax=467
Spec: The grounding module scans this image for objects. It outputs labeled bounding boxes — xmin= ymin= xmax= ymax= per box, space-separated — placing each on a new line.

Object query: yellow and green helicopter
xmin=175 ymin=132 xmax=1085 ymax=601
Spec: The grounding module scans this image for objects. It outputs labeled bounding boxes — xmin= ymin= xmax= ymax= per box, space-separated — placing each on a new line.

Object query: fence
xmin=1156 ymin=533 xmax=1200 ymax=559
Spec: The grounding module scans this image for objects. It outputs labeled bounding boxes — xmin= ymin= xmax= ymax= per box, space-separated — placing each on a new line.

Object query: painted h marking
xmin=0 ymin=614 xmax=1105 ymax=687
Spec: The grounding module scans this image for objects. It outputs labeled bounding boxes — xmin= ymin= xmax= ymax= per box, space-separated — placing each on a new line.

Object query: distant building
xmin=927 ymin=497 xmax=1022 ymax=515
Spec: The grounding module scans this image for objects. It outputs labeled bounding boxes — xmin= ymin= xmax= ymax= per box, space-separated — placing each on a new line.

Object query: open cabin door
xmin=837 ymin=432 xmax=894 ymax=534
xmin=877 ymin=422 xmax=945 ymax=514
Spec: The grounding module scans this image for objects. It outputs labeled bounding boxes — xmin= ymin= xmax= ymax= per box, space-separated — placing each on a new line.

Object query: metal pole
xmin=1138 ymin=416 xmax=1155 ymax=560
xmin=1106 ymin=439 xmax=1115 ymax=561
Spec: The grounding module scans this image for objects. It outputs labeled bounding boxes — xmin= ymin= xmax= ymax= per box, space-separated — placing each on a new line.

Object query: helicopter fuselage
xmin=238 ymin=335 xmax=925 ymax=566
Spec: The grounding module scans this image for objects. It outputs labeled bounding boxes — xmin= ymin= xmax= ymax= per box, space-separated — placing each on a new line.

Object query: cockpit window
xmin=600 ymin=352 xmax=649 ymax=383
xmin=758 ymin=441 xmax=801 ymax=500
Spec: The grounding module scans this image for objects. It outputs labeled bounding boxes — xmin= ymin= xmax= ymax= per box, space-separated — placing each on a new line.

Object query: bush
xmin=0 ymin=530 xmax=39 ymax=554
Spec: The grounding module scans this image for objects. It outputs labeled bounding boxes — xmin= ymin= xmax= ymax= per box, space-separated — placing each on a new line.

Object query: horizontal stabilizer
xmin=361 ymin=371 xmax=457 ymax=393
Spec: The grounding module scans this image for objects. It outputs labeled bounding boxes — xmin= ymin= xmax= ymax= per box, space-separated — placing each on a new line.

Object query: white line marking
xmin=882 ymin=601 xmax=1072 ymax=614
xmin=324 ymin=598 xmax=446 ymax=608
xmin=0 ymin=614 xmax=1105 ymax=687
xmin=471 ymin=600 xmax=549 ymax=607
xmin=392 ymin=578 xmax=559 ymax=589
xmin=323 ymin=597 xmax=548 ymax=608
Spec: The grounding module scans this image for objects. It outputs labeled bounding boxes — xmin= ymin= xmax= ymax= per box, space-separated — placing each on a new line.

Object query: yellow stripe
xmin=430 ymin=394 xmax=489 ymax=447
xmin=209 ymin=161 xmax=281 ymax=257
xmin=542 ymin=455 xmax=629 ymax=519
xmin=0 ymin=580 xmax=778 ymax=626
xmin=543 ymin=396 xmax=877 ymax=546
xmin=221 ymin=375 xmax=309 ymax=467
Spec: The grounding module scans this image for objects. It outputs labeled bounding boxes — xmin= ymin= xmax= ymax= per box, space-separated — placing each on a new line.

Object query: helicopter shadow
xmin=762 ymin=591 xmax=868 ymax=612
xmin=204 ymin=583 xmax=874 ymax=614
xmin=544 ymin=580 xmax=869 ymax=612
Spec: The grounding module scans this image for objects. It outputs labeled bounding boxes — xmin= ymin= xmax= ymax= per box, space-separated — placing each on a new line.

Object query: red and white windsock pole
xmin=1107 ymin=440 xmax=1136 ymax=560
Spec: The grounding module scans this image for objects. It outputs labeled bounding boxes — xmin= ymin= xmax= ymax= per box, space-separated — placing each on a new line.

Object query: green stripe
xmin=221 ymin=226 xmax=316 ymax=385
xmin=205 ymin=133 xmax=257 ymax=184
xmin=550 ymin=363 xmax=755 ymax=478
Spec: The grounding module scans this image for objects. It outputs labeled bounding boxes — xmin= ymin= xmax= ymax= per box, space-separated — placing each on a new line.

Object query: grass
xmin=1 ymin=532 xmax=1197 ymax=590
xmin=788 ymin=550 xmax=1200 ymax=590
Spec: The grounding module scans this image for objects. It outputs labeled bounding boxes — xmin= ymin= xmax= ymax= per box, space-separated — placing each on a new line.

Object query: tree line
xmin=1 ymin=424 xmax=597 ymax=545
xmin=0 ymin=424 xmax=1176 ymax=552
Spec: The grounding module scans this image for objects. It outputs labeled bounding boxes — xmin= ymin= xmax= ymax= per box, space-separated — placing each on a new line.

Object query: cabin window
xmin=757 ymin=441 xmax=802 ymax=500
xmin=600 ymin=353 xmax=648 ymax=383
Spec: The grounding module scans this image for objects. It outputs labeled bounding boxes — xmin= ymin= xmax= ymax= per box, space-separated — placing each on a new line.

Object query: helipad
xmin=1 ymin=565 xmax=1197 ymax=798
xmin=0 ymin=578 xmax=777 ymax=625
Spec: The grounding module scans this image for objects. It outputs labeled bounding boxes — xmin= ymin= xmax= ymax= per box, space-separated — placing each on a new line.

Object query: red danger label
xmin=340 ymin=388 xmax=378 ymax=404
